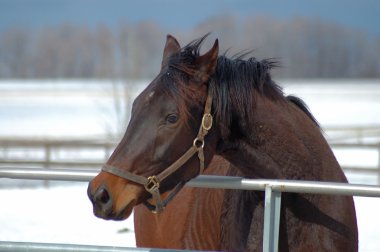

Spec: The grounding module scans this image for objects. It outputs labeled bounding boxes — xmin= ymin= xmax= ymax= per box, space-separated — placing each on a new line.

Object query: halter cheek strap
xmin=101 ymin=90 xmax=213 ymax=214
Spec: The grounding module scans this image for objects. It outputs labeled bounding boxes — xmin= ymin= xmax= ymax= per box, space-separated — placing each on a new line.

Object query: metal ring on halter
xmin=193 ymin=138 xmax=205 ymax=150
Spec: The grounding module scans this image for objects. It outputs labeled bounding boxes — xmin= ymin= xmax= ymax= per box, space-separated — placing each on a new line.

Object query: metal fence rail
xmin=2 ymin=168 xmax=380 ymax=252
xmin=2 ymin=168 xmax=380 ymax=197
xmin=0 ymin=167 xmax=96 ymax=181
xmin=0 ymin=241 xmax=200 ymax=252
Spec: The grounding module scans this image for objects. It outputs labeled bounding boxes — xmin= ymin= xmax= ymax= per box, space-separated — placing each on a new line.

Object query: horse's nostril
xmin=96 ymin=187 xmax=110 ymax=204
xmin=93 ymin=186 xmax=113 ymax=215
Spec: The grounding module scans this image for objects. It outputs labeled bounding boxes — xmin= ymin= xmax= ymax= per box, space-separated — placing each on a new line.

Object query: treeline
xmin=1 ymin=15 xmax=379 ymax=79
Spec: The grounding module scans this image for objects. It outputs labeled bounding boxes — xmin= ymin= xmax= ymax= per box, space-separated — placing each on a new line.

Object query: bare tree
xmin=0 ymin=28 xmax=32 ymax=78
xmin=0 ymin=16 xmax=379 ymax=79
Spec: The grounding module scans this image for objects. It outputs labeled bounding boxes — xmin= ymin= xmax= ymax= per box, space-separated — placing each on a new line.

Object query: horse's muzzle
xmin=87 ymin=179 xmax=139 ymax=220
xmin=87 ymin=183 xmax=114 ymax=219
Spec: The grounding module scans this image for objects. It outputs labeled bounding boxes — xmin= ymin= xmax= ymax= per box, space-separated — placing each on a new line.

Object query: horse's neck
xmin=217 ymin=95 xmax=343 ymax=181
xmin=134 ymin=156 xmax=228 ymax=249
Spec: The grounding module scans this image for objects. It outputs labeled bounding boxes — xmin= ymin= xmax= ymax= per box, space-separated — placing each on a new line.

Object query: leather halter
xmin=102 ymin=89 xmax=213 ymax=213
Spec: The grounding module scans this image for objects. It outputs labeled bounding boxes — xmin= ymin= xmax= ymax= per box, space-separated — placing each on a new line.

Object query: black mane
xmin=165 ymin=35 xmax=317 ymax=134
xmin=209 ymin=55 xmax=284 ymax=132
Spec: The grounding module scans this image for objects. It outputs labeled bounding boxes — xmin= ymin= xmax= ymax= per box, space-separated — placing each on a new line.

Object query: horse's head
xmin=88 ymin=35 xmax=219 ymax=220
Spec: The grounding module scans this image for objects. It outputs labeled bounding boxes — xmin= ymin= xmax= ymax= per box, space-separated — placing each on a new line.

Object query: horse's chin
xmin=114 ymin=199 xmax=136 ymax=220
xmin=113 ymin=182 xmax=146 ymax=220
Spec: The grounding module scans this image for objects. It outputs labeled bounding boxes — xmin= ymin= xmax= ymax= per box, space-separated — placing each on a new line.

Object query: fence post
xmin=44 ymin=143 xmax=52 ymax=187
xmin=263 ymin=185 xmax=282 ymax=252
xmin=378 ymin=147 xmax=380 ymax=185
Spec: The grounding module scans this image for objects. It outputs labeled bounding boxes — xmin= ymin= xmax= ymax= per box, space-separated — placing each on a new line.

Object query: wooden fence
xmin=0 ymin=138 xmax=116 ymax=169
xmin=0 ymin=126 xmax=379 ymax=183
xmin=326 ymin=125 xmax=380 ymax=144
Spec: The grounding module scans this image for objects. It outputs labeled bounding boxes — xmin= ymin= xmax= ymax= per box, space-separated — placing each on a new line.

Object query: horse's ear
xmin=162 ymin=34 xmax=181 ymax=69
xmin=195 ymin=39 xmax=219 ymax=83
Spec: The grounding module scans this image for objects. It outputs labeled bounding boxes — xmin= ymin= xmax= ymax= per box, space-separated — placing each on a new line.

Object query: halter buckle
xmin=144 ymin=176 xmax=160 ymax=193
xmin=201 ymin=113 xmax=213 ymax=131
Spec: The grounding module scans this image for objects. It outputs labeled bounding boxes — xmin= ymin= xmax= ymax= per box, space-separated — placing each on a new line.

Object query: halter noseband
xmin=101 ymin=89 xmax=213 ymax=213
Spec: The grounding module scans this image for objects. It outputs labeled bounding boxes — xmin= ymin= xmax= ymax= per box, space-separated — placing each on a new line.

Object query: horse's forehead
xmin=147 ymin=90 xmax=155 ymax=99
xmin=138 ymin=89 xmax=156 ymax=105
xmin=134 ymin=83 xmax=169 ymax=111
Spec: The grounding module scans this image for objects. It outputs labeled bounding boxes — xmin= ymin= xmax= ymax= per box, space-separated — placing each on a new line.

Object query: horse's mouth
xmin=116 ymin=199 xmax=136 ymax=220
xmin=93 ymin=199 xmax=136 ymax=221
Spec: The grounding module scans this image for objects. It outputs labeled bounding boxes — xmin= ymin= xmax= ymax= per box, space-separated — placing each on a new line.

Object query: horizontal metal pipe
xmin=0 ymin=241 xmax=196 ymax=252
xmin=1 ymin=160 xmax=104 ymax=167
xmin=188 ymin=175 xmax=380 ymax=197
xmin=2 ymin=167 xmax=380 ymax=197
xmin=0 ymin=167 xmax=97 ymax=182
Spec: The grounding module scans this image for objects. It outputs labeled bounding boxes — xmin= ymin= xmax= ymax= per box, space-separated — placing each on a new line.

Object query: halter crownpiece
xmin=101 ymin=88 xmax=213 ymax=213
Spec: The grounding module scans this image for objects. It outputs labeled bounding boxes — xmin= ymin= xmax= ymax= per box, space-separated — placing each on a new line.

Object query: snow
xmin=282 ymin=80 xmax=380 ymax=126
xmin=355 ymin=197 xmax=380 ymax=252
xmin=0 ymin=183 xmax=379 ymax=251
xmin=1 ymin=79 xmax=380 ymax=251
xmin=0 ymin=183 xmax=136 ymax=247
xmin=0 ymin=79 xmax=148 ymax=137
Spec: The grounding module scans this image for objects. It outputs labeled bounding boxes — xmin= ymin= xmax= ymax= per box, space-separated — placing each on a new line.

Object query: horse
xmin=88 ymin=34 xmax=358 ymax=251
xmin=134 ymin=155 xmax=232 ymax=249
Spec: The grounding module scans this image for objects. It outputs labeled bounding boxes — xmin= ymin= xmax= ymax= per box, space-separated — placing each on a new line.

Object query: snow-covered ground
xmin=0 ymin=182 xmax=379 ymax=251
xmin=1 ymin=79 xmax=380 ymax=251
xmin=0 ymin=183 xmax=136 ymax=247
xmin=282 ymin=79 xmax=380 ymax=127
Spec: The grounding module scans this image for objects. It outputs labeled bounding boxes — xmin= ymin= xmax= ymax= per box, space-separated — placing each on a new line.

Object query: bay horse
xmin=134 ymin=155 xmax=233 ymax=249
xmin=88 ymin=34 xmax=358 ymax=251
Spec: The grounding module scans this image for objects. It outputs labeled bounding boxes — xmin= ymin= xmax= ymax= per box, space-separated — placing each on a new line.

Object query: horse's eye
xmin=166 ymin=114 xmax=179 ymax=124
